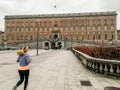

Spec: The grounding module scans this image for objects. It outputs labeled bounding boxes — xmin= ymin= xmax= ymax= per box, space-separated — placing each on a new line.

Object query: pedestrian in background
xmin=12 ymin=46 xmax=31 ymax=90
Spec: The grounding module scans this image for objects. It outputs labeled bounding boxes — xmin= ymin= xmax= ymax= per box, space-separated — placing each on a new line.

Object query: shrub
xmin=74 ymin=46 xmax=120 ymax=61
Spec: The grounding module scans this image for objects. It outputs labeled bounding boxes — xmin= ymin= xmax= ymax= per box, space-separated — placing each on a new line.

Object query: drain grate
xmin=104 ymin=86 xmax=120 ymax=90
xmin=80 ymin=81 xmax=92 ymax=86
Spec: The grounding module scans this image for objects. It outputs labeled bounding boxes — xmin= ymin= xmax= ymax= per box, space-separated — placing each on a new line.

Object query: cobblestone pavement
xmin=0 ymin=49 xmax=120 ymax=90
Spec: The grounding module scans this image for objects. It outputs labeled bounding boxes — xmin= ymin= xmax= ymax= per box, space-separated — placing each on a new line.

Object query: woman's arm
xmin=25 ymin=55 xmax=31 ymax=65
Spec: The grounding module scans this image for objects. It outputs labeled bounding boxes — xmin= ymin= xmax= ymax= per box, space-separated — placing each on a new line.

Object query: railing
xmin=72 ymin=48 xmax=120 ymax=78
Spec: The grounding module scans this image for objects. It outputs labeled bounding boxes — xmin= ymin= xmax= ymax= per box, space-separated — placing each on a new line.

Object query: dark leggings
xmin=16 ymin=70 xmax=29 ymax=90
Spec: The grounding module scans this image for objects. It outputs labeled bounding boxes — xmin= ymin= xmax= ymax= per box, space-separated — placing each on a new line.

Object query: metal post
xmin=24 ymin=34 xmax=26 ymax=46
xmin=36 ymin=21 xmax=39 ymax=56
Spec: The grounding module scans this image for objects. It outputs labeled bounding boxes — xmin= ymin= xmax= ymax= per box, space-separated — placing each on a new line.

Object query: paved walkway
xmin=0 ymin=50 xmax=120 ymax=90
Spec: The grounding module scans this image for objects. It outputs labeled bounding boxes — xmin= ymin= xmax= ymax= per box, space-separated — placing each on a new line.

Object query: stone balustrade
xmin=72 ymin=48 xmax=120 ymax=78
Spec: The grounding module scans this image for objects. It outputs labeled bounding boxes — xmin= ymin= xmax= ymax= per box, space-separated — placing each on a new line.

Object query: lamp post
xmin=24 ymin=34 xmax=26 ymax=46
xmin=36 ymin=21 xmax=39 ymax=55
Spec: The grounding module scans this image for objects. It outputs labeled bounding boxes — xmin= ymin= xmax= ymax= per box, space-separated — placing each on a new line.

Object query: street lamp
xmin=24 ymin=34 xmax=26 ymax=46
xmin=36 ymin=20 xmax=39 ymax=55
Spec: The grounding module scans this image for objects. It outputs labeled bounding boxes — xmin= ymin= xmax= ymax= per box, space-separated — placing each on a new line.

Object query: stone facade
xmin=4 ymin=11 xmax=118 ymax=49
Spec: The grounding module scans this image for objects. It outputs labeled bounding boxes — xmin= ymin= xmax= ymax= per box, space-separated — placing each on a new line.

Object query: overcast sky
xmin=0 ymin=0 xmax=120 ymax=31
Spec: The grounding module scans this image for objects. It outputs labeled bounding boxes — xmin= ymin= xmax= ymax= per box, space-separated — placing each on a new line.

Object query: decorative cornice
xmin=5 ymin=11 xmax=117 ymax=19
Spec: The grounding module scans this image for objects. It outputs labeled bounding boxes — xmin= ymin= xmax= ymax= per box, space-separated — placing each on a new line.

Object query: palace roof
xmin=5 ymin=11 xmax=117 ymax=19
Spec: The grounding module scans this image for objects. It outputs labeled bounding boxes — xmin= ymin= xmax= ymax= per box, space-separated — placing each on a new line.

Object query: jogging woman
xmin=12 ymin=46 xmax=31 ymax=90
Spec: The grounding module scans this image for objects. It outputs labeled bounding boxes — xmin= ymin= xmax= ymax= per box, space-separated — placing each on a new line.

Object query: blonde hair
xmin=17 ymin=46 xmax=29 ymax=55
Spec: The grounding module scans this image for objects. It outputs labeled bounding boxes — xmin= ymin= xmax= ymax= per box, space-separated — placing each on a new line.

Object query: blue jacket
xmin=17 ymin=54 xmax=31 ymax=66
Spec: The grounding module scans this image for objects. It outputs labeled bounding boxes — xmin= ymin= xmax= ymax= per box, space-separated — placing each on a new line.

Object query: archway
xmin=58 ymin=42 xmax=62 ymax=49
xmin=44 ymin=42 xmax=49 ymax=49
xmin=51 ymin=42 xmax=56 ymax=49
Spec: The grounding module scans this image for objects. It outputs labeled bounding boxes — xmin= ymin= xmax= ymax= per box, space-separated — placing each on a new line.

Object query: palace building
xmin=4 ymin=11 xmax=117 ymax=49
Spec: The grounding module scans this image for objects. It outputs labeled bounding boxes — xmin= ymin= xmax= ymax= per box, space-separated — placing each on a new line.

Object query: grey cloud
xmin=99 ymin=0 xmax=120 ymax=12
xmin=0 ymin=0 xmax=120 ymax=30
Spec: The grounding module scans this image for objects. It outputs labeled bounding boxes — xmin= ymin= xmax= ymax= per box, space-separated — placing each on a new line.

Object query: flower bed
xmin=74 ymin=46 xmax=120 ymax=61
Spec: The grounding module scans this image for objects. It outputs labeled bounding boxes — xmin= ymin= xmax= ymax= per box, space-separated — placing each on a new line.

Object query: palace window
xmin=40 ymin=22 xmax=42 ymax=26
xmin=82 ymin=32 xmax=84 ymax=40
xmin=12 ymin=28 xmax=14 ymax=32
xmin=105 ymin=34 xmax=107 ymax=40
xmin=45 ymin=21 xmax=47 ymax=26
xmin=76 ymin=20 xmax=78 ymax=26
xmin=98 ymin=26 xmax=101 ymax=30
xmin=6 ymin=35 xmax=9 ymax=40
xmin=17 ymin=28 xmax=20 ymax=32
xmin=26 ymin=28 xmax=28 ymax=32
xmin=30 ymin=36 xmax=33 ymax=40
xmin=111 ymin=34 xmax=114 ymax=40
xmin=12 ymin=23 xmax=15 ymax=26
xmin=98 ymin=32 xmax=101 ymax=40
xmin=60 ymin=28 xmax=63 ymax=32
xmin=71 ymin=32 xmax=73 ymax=35
xmin=49 ymin=28 xmax=52 ymax=32
xmin=71 ymin=27 xmax=73 ymax=31
xmin=76 ymin=33 xmax=79 ymax=40
xmin=21 ymin=28 xmax=23 ymax=32
xmin=76 ymin=27 xmax=78 ymax=31
xmin=21 ymin=22 xmax=23 ymax=26
xmin=7 ymin=23 xmax=10 ymax=26
xmin=111 ymin=26 xmax=114 ymax=30
xmin=87 ymin=32 xmax=90 ymax=40
xmin=92 ymin=20 xmax=96 ymax=25
xmin=86 ymin=20 xmax=90 ymax=25
xmin=30 ymin=27 xmax=33 ymax=32
xmin=87 ymin=26 xmax=90 ymax=30
xmin=49 ymin=21 xmax=52 ymax=26
xmin=82 ymin=20 xmax=84 ymax=25
xmin=81 ymin=27 xmax=84 ymax=30
xmin=40 ymin=33 xmax=42 ymax=35
xmin=111 ymin=19 xmax=114 ymax=25
xmin=104 ymin=19 xmax=108 ymax=25
xmin=20 ymin=36 xmax=23 ymax=40
xmin=93 ymin=32 xmax=95 ymax=40
xmin=17 ymin=35 xmax=19 ymax=40
xmin=68 ymin=21 xmax=71 ymax=25
xmin=40 ymin=28 xmax=42 ymax=32
xmin=92 ymin=26 xmax=95 ymax=31
xmin=97 ymin=20 xmax=101 ymax=25
xmin=78 ymin=20 xmax=81 ymax=25
xmin=12 ymin=35 xmax=14 ymax=40
xmin=44 ymin=28 xmax=47 ymax=32
xmin=65 ymin=27 xmax=68 ymax=31
xmin=65 ymin=33 xmax=68 ymax=35
xmin=104 ymin=26 xmax=107 ymax=30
